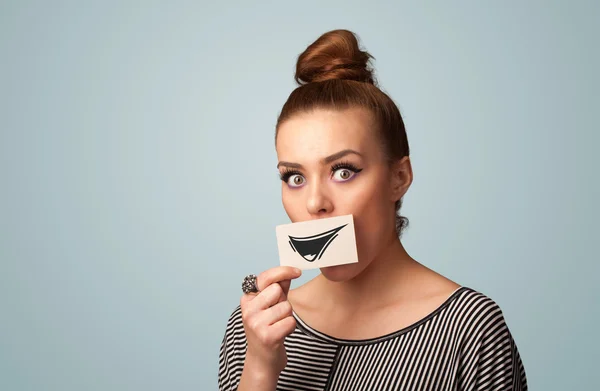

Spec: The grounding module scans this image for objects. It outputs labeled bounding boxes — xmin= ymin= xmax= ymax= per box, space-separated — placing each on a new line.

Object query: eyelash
xmin=279 ymin=160 xmax=363 ymax=183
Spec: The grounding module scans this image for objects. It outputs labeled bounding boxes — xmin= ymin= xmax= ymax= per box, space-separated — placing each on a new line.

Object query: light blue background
xmin=1 ymin=1 xmax=598 ymax=390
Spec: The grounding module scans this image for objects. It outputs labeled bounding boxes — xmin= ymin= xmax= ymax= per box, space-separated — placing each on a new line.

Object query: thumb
xmin=277 ymin=279 xmax=292 ymax=303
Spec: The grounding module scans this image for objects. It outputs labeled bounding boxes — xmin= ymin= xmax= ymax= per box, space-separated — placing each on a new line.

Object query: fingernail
xmin=294 ymin=268 xmax=302 ymax=274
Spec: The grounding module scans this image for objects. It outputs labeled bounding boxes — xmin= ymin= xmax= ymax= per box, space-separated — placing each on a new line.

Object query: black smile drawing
xmin=288 ymin=224 xmax=347 ymax=262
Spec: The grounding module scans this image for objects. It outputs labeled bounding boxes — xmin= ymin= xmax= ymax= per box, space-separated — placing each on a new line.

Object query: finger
xmin=279 ymin=279 xmax=291 ymax=296
xmin=241 ymin=279 xmax=287 ymax=310
xmin=276 ymin=280 xmax=292 ymax=303
xmin=269 ymin=316 xmax=297 ymax=340
xmin=258 ymin=300 xmax=293 ymax=326
xmin=256 ymin=266 xmax=302 ymax=292
xmin=247 ymin=282 xmax=283 ymax=313
xmin=240 ymin=291 xmax=259 ymax=307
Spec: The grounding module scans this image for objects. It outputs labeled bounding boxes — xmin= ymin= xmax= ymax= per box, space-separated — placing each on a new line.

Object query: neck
xmin=315 ymin=232 xmax=420 ymax=312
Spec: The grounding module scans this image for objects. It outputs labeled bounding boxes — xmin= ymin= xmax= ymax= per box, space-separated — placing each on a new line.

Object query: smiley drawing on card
xmin=276 ymin=214 xmax=359 ymax=270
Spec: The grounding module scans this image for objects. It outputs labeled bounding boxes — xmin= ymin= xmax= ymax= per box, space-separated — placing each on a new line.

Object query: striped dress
xmin=218 ymin=286 xmax=528 ymax=390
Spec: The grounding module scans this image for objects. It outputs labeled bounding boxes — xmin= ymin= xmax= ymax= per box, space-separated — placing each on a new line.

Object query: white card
xmin=276 ymin=214 xmax=358 ymax=270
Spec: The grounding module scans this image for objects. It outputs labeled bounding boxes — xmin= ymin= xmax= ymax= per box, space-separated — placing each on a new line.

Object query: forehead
xmin=276 ymin=107 xmax=379 ymax=162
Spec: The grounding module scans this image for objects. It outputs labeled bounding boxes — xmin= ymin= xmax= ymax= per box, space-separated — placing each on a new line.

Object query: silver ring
xmin=242 ymin=274 xmax=259 ymax=294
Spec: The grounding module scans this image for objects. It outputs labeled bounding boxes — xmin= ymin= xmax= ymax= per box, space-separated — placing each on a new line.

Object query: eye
xmin=331 ymin=161 xmax=363 ymax=182
xmin=279 ymin=169 xmax=306 ymax=188
xmin=332 ymin=168 xmax=356 ymax=181
xmin=288 ymin=174 xmax=305 ymax=187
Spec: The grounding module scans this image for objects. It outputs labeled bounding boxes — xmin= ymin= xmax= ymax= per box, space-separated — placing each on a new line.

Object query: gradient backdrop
xmin=1 ymin=1 xmax=598 ymax=390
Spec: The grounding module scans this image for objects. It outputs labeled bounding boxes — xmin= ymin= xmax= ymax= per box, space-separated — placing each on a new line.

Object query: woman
xmin=219 ymin=29 xmax=527 ymax=391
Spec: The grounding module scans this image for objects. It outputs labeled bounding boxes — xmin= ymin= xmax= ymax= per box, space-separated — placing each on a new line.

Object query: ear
xmin=389 ymin=156 xmax=413 ymax=202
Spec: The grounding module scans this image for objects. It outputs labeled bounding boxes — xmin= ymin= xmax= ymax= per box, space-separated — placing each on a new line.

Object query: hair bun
xmin=295 ymin=29 xmax=376 ymax=85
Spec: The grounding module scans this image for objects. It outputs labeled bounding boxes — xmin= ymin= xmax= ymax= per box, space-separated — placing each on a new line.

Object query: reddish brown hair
xmin=275 ymin=29 xmax=410 ymax=236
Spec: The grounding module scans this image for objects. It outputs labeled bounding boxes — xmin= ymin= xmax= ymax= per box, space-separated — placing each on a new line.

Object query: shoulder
xmin=222 ymin=304 xmax=244 ymax=336
xmin=218 ymin=305 xmax=246 ymax=391
xmin=220 ymin=305 xmax=246 ymax=351
xmin=449 ymin=287 xmax=516 ymax=348
xmin=450 ymin=288 xmax=528 ymax=388
xmin=450 ymin=286 xmax=508 ymax=321
xmin=224 ymin=304 xmax=243 ymax=326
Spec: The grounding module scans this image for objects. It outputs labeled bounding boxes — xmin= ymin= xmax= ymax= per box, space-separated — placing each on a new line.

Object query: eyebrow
xmin=277 ymin=149 xmax=363 ymax=169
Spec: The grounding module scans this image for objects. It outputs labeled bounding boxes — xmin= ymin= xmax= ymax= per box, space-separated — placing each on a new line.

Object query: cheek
xmin=281 ymin=187 xmax=303 ymax=221
xmin=342 ymin=175 xmax=390 ymax=224
xmin=354 ymin=212 xmax=384 ymax=261
xmin=345 ymin=179 xmax=392 ymax=259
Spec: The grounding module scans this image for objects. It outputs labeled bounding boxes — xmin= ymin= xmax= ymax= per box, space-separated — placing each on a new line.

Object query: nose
xmin=306 ymin=181 xmax=333 ymax=216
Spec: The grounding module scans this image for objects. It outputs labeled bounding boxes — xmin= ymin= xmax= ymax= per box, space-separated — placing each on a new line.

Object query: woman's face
xmin=276 ymin=107 xmax=410 ymax=281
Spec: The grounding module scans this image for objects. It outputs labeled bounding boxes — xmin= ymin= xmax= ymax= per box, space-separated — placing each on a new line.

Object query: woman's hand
xmin=239 ymin=266 xmax=302 ymax=376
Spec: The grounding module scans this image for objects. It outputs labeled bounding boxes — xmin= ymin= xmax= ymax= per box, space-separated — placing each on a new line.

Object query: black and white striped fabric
xmin=219 ymin=286 xmax=528 ymax=390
